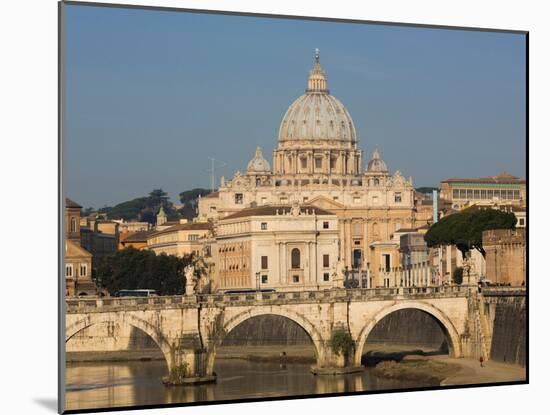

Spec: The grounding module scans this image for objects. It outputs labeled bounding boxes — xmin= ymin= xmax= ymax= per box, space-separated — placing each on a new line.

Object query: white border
xmin=1 ymin=1 xmax=547 ymax=414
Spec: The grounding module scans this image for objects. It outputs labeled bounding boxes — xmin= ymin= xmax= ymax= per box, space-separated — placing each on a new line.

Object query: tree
xmin=95 ymin=247 xmax=200 ymax=296
xmin=424 ymin=207 xmax=517 ymax=258
xmin=453 ymin=267 xmax=464 ymax=285
xmin=148 ymin=189 xmax=169 ymax=208
xmin=179 ymin=188 xmax=211 ymax=205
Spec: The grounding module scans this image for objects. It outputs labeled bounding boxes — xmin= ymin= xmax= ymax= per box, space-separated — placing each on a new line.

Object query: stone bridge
xmin=65 ymin=285 xmax=522 ymax=382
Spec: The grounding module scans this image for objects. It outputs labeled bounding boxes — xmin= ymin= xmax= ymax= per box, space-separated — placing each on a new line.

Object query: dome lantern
xmin=306 ymin=48 xmax=329 ymax=94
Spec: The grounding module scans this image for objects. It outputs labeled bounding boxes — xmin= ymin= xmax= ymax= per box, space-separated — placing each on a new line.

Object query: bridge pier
xmin=164 ymin=347 xmax=217 ymax=386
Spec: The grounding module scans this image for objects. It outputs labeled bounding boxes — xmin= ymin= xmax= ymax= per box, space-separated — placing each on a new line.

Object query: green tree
xmin=179 ymin=188 xmax=211 ymax=205
xmin=424 ymin=207 xmax=516 ymax=258
xmin=148 ymin=189 xmax=169 ymax=208
xmin=330 ymin=329 xmax=355 ymax=359
xmin=95 ymin=247 xmax=202 ymax=296
xmin=453 ymin=267 xmax=464 ymax=285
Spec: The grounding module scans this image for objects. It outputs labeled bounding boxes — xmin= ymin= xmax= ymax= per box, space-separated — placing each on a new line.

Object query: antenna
xmin=207 ymin=157 xmax=227 ymax=191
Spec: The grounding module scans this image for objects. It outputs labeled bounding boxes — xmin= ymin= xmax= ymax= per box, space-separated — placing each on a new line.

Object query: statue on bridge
xmin=332 ymin=259 xmax=346 ymax=288
xmin=184 ymin=264 xmax=197 ymax=296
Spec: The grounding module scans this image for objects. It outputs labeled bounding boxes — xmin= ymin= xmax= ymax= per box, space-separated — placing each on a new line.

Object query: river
xmin=65 ymin=359 xmax=436 ymax=411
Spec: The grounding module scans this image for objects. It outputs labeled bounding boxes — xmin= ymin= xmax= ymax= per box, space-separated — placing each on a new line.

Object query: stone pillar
xmin=312 ymin=240 xmax=318 ymax=284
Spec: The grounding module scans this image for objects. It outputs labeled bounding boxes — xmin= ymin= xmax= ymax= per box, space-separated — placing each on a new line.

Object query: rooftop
xmin=223 ymin=204 xmax=334 ymax=220
xmin=442 ymin=172 xmax=525 ymax=185
xmin=151 ymin=221 xmax=213 ymax=236
xmin=66 ymin=198 xmax=82 ymax=209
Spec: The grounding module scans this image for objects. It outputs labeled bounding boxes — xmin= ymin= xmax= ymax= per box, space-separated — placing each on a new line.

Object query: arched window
xmin=374 ymin=178 xmax=379 ymax=186
xmin=291 ymin=248 xmax=301 ymax=269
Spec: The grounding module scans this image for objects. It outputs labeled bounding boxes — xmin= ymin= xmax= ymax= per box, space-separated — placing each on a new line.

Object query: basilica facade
xmin=199 ymin=51 xmax=428 ymax=290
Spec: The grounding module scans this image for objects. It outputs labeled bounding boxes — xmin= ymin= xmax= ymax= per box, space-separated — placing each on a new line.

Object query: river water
xmin=65 ymin=359 xmax=436 ymax=411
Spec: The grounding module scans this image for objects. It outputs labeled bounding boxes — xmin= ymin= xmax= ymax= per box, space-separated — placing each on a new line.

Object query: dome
xmin=366 ymin=149 xmax=388 ymax=173
xmin=247 ymin=147 xmax=271 ymax=173
xmin=278 ymin=50 xmax=357 ymax=144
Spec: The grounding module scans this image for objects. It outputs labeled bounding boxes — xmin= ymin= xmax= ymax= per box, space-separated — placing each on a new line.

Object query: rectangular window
xmin=261 ymin=197 xmax=268 ymax=205
xmin=303 ymin=197 xmax=309 ymax=202
xmin=293 ymin=275 xmax=300 ymax=283
xmin=473 ymin=189 xmax=480 ymax=199
xmin=315 ymin=158 xmax=322 ymax=169
xmin=323 ymin=221 xmax=329 ymax=229
xmin=80 ymin=264 xmax=87 ymax=277
xmin=353 ymin=197 xmax=361 ymax=204
xmin=487 ymin=189 xmax=494 ymax=199
xmin=394 ymin=192 xmax=402 ymax=203
xmin=235 ymin=193 xmax=243 ymax=204
xmin=280 ymin=197 xmax=288 ymax=204
xmin=466 ymin=189 xmax=473 ymax=199
xmin=261 ymin=256 xmax=268 ymax=270
xmin=507 ymin=190 xmax=514 ymax=200
xmin=323 ymin=273 xmax=330 ymax=282
xmin=513 ymin=190 xmax=520 ymax=200
xmin=383 ymin=254 xmax=391 ymax=272
xmin=261 ymin=222 xmax=267 ymax=230
xmin=333 ymin=196 xmax=339 ymax=201
xmin=452 ymin=189 xmax=459 ymax=199
xmin=330 ymin=157 xmax=337 ymax=169
xmin=261 ymin=275 xmax=268 ymax=284
xmin=188 ymin=234 xmax=199 ymax=241
xmin=300 ymin=158 xmax=307 ymax=169
xmin=481 ymin=189 xmax=487 ymax=199
xmin=459 ymin=189 xmax=466 ymax=199
xmin=519 ymin=218 xmax=525 ymax=226
xmin=210 ymin=206 xmax=217 ymax=212
xmin=65 ymin=265 xmax=72 ymax=277
xmin=323 ymin=254 xmax=330 ymax=268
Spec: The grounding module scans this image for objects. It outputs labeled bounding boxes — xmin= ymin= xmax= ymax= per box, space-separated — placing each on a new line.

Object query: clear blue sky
xmin=64 ymin=4 xmax=526 ymax=209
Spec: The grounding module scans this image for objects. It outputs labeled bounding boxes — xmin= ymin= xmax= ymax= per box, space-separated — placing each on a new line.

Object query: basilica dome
xmin=366 ymin=149 xmax=388 ymax=173
xmin=247 ymin=147 xmax=271 ymax=173
xmin=278 ymin=51 xmax=357 ymax=145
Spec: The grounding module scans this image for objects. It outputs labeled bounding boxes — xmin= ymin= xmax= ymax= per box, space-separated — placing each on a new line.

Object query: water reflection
xmin=66 ymin=359 xmax=435 ymax=411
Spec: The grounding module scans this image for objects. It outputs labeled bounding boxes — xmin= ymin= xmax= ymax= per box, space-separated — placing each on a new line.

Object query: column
xmin=339 ymin=219 xmax=346 ymax=265
xmin=346 ymin=220 xmax=352 ymax=269
xmin=357 ymin=151 xmax=362 ymax=175
xmin=363 ymin=220 xmax=369 ymax=270
xmin=312 ymin=240 xmax=318 ymax=284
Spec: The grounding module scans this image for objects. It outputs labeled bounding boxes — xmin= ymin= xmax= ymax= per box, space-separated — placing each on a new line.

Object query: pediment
xmin=305 ymin=195 xmax=345 ymax=211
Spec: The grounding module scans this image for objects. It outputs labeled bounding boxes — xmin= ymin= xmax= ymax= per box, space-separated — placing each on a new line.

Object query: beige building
xmin=79 ymin=215 xmax=119 ymax=269
xmin=65 ymin=198 xmax=96 ymax=297
xmin=440 ymin=172 xmax=526 ymax=210
xmin=214 ymin=203 xmax=339 ymax=291
xmin=483 ymin=228 xmax=526 ymax=286
xmin=199 ymin=51 xmax=426 ymax=285
xmin=147 ymin=219 xmax=213 ymax=257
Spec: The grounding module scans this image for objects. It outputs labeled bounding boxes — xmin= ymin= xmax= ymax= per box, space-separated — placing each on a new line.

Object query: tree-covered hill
xmin=82 ymin=188 xmax=211 ymax=224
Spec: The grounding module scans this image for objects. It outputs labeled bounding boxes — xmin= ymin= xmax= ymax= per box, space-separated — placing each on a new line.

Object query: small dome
xmin=366 ymin=149 xmax=388 ymax=173
xmin=247 ymin=147 xmax=271 ymax=173
xmin=278 ymin=50 xmax=357 ymax=144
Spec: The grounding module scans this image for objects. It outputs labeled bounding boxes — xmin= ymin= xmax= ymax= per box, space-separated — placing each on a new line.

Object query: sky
xmin=64 ymin=4 xmax=526 ymax=209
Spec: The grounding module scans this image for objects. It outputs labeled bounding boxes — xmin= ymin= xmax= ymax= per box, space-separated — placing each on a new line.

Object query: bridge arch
xmin=353 ymin=301 xmax=463 ymax=366
xmin=66 ymin=313 xmax=174 ymax=371
xmin=206 ymin=307 xmax=325 ymax=374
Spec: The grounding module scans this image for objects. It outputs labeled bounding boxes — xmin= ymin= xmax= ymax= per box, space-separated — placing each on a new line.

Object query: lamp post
xmin=256 ymin=272 xmax=261 ymax=292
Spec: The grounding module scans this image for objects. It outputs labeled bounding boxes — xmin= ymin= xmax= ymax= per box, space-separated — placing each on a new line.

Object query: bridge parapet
xmin=66 ymin=285 xmax=475 ymax=313
xmin=480 ymin=287 xmax=526 ymax=297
